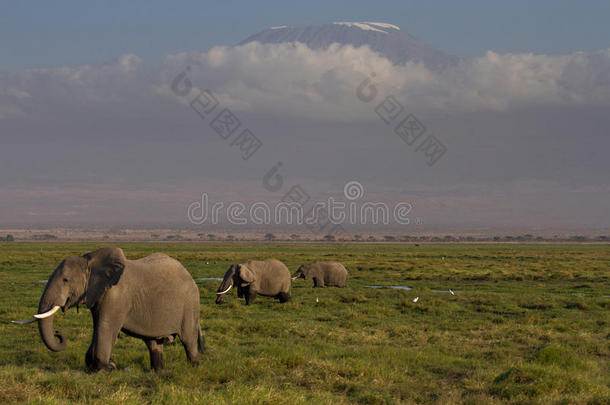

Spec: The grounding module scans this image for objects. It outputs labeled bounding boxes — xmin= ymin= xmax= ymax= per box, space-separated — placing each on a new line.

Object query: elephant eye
xmin=62 ymin=278 xmax=68 ymax=283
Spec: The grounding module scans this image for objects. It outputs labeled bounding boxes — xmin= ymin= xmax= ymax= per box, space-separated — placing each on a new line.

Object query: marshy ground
xmin=1 ymin=242 xmax=608 ymax=404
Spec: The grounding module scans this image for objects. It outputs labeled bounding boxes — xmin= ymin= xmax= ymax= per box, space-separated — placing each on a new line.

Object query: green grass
xmin=0 ymin=242 xmax=609 ymax=404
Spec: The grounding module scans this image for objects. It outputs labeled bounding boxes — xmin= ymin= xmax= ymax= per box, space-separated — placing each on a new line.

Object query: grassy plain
xmin=0 ymin=242 xmax=608 ymax=404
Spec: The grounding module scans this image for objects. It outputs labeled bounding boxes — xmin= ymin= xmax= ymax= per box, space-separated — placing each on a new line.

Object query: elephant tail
xmin=197 ymin=328 xmax=206 ymax=354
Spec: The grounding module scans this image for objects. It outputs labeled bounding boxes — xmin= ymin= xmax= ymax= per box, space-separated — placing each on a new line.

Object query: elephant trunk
xmin=215 ymin=283 xmax=232 ymax=304
xmin=37 ymin=292 xmax=67 ymax=352
xmin=217 ymin=265 xmax=238 ymax=304
xmin=292 ymin=266 xmax=305 ymax=280
xmin=216 ymin=283 xmax=233 ymax=295
xmin=215 ymin=279 xmax=234 ymax=304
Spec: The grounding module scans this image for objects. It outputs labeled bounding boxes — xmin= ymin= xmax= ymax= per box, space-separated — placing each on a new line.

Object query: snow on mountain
xmin=239 ymin=22 xmax=458 ymax=70
xmin=332 ymin=22 xmax=393 ymax=33
xmin=363 ymin=22 xmax=400 ymax=31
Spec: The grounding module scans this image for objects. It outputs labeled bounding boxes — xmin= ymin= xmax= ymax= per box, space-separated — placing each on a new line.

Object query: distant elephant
xmin=13 ymin=247 xmax=204 ymax=371
xmin=216 ymin=259 xmax=292 ymax=305
xmin=292 ymin=261 xmax=348 ymax=287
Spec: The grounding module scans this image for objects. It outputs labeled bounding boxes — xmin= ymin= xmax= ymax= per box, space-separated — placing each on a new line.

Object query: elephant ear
xmin=238 ymin=264 xmax=256 ymax=286
xmin=84 ymin=247 xmax=126 ymax=309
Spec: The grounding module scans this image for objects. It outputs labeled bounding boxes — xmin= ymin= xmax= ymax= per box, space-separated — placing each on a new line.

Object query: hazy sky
xmin=2 ymin=0 xmax=610 ymax=70
xmin=1 ymin=1 xmax=609 ymax=232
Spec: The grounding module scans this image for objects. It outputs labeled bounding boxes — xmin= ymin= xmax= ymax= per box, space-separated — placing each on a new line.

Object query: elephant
xmin=13 ymin=247 xmax=204 ymax=371
xmin=215 ymin=259 xmax=292 ymax=305
xmin=292 ymin=261 xmax=348 ymax=287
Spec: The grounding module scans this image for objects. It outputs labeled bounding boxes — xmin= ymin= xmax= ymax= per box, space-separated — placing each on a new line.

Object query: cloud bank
xmin=2 ymin=43 xmax=610 ymax=123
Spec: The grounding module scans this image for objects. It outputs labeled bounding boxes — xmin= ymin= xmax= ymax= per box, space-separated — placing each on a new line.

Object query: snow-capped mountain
xmin=239 ymin=22 xmax=458 ymax=70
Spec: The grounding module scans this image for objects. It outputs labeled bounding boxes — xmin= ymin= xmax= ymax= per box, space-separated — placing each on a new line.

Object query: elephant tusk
xmin=34 ymin=306 xmax=61 ymax=319
xmin=11 ymin=317 xmax=38 ymax=325
xmin=216 ymin=284 xmax=233 ymax=295
xmin=291 ymin=277 xmax=298 ymax=280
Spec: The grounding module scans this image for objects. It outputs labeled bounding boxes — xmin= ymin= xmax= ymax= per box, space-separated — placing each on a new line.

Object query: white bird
xmin=316 ymin=297 xmax=319 ymax=303
xmin=413 ymin=297 xmax=419 ymax=303
xmin=449 ymin=289 xmax=454 ymax=295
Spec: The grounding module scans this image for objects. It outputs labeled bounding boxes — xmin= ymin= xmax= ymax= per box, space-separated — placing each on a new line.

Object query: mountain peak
xmin=239 ymin=22 xmax=457 ymax=70
xmin=332 ymin=22 xmax=400 ymax=33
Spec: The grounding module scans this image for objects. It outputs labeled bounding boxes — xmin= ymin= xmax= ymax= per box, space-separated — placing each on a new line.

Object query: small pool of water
xmin=366 ymin=286 xmax=457 ymax=294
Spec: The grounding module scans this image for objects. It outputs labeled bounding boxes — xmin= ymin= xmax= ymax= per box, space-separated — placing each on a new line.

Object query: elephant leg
xmin=179 ymin=316 xmax=200 ymax=367
xmin=181 ymin=337 xmax=199 ymax=367
xmin=145 ymin=339 xmax=165 ymax=371
xmin=85 ymin=343 xmax=94 ymax=369
xmin=86 ymin=342 xmax=114 ymax=370
xmin=278 ymin=292 xmax=292 ymax=303
xmin=313 ymin=277 xmax=325 ymax=288
xmin=85 ymin=313 xmax=98 ymax=370
xmin=181 ymin=343 xmax=199 ymax=366
xmin=91 ymin=321 xmax=120 ymax=371
xmin=245 ymin=290 xmax=256 ymax=305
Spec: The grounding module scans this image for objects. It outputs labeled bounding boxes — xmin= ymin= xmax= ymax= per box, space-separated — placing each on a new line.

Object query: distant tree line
xmin=30 ymin=234 xmax=58 ymax=241
xmin=255 ymin=233 xmax=610 ymax=242
xmin=13 ymin=232 xmax=605 ymax=243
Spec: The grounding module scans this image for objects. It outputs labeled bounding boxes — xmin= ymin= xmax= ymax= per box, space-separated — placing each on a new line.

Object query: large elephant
xmin=292 ymin=261 xmax=348 ymax=287
xmin=215 ymin=259 xmax=292 ymax=305
xmin=13 ymin=247 xmax=204 ymax=371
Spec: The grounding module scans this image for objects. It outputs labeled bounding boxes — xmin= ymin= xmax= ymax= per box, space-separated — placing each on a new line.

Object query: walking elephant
xmin=13 ymin=247 xmax=204 ymax=371
xmin=216 ymin=259 xmax=291 ymax=305
xmin=292 ymin=261 xmax=348 ymax=287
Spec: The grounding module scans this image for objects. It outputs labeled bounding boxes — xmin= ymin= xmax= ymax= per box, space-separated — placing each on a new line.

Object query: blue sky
xmin=2 ymin=0 xmax=609 ymax=70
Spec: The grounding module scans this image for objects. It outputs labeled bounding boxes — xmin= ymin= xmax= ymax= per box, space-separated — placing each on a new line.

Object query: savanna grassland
xmin=0 ymin=242 xmax=608 ymax=404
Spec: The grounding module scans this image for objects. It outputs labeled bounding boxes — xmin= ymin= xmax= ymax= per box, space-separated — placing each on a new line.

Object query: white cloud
xmin=159 ymin=44 xmax=610 ymax=118
xmin=1 ymin=44 xmax=610 ymax=122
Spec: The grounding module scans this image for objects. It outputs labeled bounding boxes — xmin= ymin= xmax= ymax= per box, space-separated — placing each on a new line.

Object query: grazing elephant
xmin=216 ymin=259 xmax=291 ymax=305
xmin=292 ymin=261 xmax=348 ymax=287
xmin=13 ymin=247 xmax=204 ymax=371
